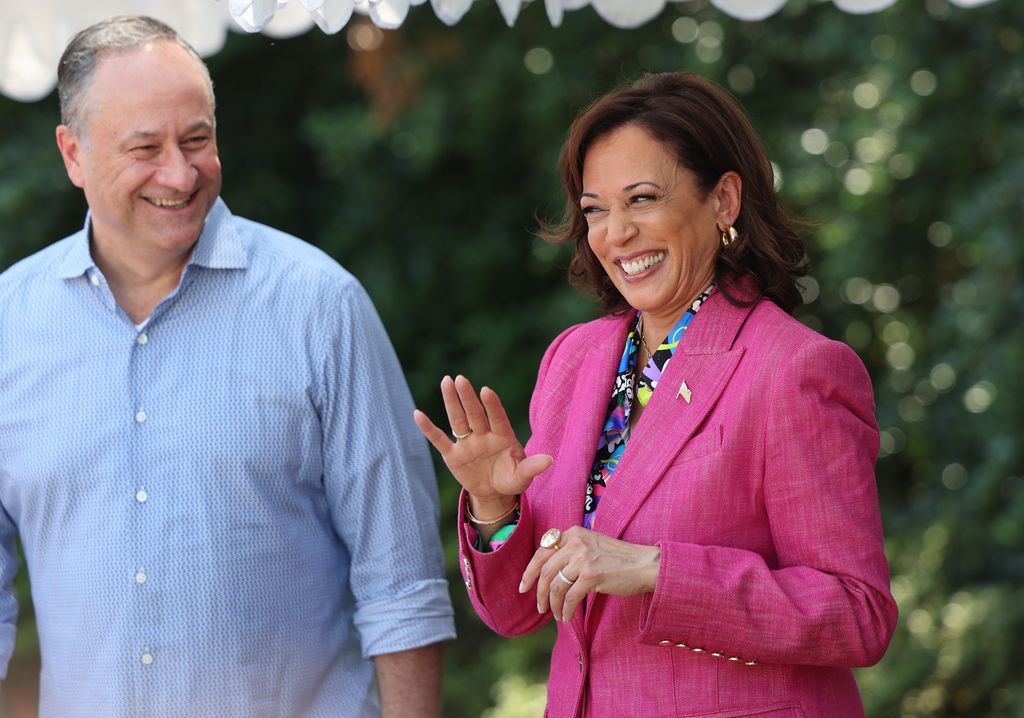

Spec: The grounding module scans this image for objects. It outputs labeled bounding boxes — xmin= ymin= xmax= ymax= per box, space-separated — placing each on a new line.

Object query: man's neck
xmin=90 ymin=236 xmax=196 ymax=324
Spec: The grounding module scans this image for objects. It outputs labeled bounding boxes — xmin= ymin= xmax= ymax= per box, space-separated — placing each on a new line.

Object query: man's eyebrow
xmin=123 ymin=121 xmax=214 ymax=142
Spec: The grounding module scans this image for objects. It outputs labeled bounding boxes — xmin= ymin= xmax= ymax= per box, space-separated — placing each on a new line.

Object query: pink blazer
xmin=458 ymin=289 xmax=898 ymax=718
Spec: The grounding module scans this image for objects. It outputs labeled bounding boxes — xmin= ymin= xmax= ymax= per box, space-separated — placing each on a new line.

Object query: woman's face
xmin=581 ymin=124 xmax=733 ymax=330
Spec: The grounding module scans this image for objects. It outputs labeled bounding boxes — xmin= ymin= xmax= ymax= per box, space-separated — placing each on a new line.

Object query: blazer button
xmin=659 ymin=640 xmax=672 ymax=646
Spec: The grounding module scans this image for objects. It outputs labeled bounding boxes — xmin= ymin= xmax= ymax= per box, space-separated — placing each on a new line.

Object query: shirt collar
xmin=53 ymin=214 xmax=95 ymax=279
xmin=188 ymin=198 xmax=248 ymax=270
xmin=53 ymin=197 xmax=248 ymax=280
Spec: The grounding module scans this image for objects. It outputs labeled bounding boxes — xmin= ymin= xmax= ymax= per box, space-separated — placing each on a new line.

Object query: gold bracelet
xmin=466 ymin=497 xmax=519 ymax=525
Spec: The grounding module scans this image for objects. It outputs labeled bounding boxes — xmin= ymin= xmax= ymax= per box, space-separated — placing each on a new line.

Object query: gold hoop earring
xmin=720 ymin=225 xmax=739 ymax=248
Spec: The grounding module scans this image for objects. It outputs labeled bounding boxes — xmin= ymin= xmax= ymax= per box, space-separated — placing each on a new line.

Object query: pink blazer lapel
xmin=545 ymin=314 xmax=633 ymax=534
xmin=589 ymin=292 xmax=755 ymax=543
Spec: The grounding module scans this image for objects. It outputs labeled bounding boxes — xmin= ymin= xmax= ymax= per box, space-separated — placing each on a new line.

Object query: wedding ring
xmin=540 ymin=528 xmax=561 ymax=551
xmin=556 ymin=569 xmax=575 ymax=586
xmin=452 ymin=429 xmax=472 ymax=440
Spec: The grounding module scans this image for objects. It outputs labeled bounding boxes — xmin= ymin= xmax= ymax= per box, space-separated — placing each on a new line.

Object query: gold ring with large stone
xmin=540 ymin=528 xmax=561 ymax=551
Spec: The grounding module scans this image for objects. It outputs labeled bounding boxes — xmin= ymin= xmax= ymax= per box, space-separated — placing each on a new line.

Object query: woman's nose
xmin=605 ymin=208 xmax=638 ymax=245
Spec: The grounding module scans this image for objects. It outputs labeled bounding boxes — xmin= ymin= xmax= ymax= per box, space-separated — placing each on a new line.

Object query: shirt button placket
xmin=132 ymin=330 xmax=152 ymax=671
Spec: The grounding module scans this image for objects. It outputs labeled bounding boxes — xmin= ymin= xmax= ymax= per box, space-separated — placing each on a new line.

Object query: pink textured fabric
xmin=457 ymin=289 xmax=898 ymax=718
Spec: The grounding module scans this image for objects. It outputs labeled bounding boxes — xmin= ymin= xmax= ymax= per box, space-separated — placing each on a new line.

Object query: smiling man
xmin=0 ymin=16 xmax=454 ymax=718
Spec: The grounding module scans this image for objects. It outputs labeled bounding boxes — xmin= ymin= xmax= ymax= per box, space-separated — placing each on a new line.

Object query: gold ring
xmin=540 ymin=528 xmax=561 ymax=551
xmin=452 ymin=429 xmax=472 ymax=440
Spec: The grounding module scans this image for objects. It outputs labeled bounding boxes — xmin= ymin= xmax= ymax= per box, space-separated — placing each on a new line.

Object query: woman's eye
xmin=630 ymin=194 xmax=656 ymax=204
xmin=581 ymin=206 xmax=603 ymax=215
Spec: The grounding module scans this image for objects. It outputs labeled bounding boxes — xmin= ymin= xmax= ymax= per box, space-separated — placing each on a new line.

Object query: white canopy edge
xmin=0 ymin=0 xmax=999 ymax=102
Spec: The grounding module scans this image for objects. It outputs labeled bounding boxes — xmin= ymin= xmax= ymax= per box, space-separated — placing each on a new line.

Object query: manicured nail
xmin=518 ymin=580 xmax=526 ymax=593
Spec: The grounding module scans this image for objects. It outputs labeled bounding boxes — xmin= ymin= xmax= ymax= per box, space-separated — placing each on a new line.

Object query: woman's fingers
xmin=560 ymin=577 xmax=587 ymax=623
xmin=519 ymin=546 xmax=547 ymax=595
xmin=454 ymin=375 xmax=490 ymax=434
xmin=522 ymin=530 xmax=661 ymax=621
xmin=480 ymin=387 xmax=516 ymax=438
xmin=439 ymin=375 xmax=470 ymax=439
xmin=515 ymin=454 xmax=553 ymax=485
xmin=412 ymin=409 xmax=453 ymax=455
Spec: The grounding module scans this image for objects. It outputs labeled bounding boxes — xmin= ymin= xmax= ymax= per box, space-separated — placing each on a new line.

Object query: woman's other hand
xmin=414 ymin=375 xmax=552 ymax=510
xmin=519 ymin=527 xmax=661 ymax=623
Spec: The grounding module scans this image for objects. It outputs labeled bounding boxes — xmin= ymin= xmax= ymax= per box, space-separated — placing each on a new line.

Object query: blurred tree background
xmin=1 ymin=0 xmax=1021 ymax=715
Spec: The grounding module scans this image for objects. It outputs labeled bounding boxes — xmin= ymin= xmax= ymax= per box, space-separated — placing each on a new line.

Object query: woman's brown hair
xmin=541 ymin=72 xmax=807 ymax=314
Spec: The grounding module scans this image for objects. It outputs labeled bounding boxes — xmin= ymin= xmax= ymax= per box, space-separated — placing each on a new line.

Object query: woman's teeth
xmin=621 ymin=252 xmax=665 ymax=276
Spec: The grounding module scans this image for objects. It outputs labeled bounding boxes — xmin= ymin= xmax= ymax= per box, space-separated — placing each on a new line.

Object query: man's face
xmin=57 ymin=40 xmax=222 ymax=260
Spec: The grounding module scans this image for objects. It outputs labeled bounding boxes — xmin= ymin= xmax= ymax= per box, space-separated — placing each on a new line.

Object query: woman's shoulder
xmin=542 ymin=313 xmax=626 ymax=362
xmin=745 ymin=298 xmax=839 ymax=350
xmin=742 ymin=298 xmax=871 ymax=386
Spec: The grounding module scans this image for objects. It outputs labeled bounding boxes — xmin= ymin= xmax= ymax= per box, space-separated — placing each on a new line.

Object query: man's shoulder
xmin=0 ymin=233 xmax=81 ymax=297
xmin=231 ymin=215 xmax=357 ymax=290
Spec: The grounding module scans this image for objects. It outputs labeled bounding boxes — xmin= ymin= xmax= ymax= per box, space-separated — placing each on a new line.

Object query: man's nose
xmin=156 ymin=146 xmax=198 ymax=192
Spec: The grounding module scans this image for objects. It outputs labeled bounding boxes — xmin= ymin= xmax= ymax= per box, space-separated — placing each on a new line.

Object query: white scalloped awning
xmin=0 ymin=0 xmax=1000 ymax=102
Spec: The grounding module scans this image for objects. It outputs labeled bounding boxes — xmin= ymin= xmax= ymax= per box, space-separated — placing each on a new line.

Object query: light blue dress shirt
xmin=0 ymin=199 xmax=455 ymax=718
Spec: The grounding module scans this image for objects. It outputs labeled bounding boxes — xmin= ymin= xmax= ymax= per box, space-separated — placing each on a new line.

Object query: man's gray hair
xmin=58 ymin=15 xmax=215 ymax=132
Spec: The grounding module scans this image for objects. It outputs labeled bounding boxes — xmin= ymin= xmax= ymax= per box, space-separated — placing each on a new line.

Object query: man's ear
xmin=55 ymin=125 xmax=87 ymax=189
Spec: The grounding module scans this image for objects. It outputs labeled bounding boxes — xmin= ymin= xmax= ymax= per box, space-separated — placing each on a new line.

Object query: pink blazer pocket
xmin=668 ymin=424 xmax=723 ymax=466
xmin=680 ymin=704 xmax=805 ymax=718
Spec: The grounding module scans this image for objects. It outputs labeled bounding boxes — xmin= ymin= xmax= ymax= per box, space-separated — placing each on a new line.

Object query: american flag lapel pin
xmin=677 ymin=379 xmax=692 ymax=404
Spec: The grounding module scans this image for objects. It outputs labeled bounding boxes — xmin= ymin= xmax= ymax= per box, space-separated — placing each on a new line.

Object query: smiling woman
xmin=414 ymin=72 xmax=898 ymax=718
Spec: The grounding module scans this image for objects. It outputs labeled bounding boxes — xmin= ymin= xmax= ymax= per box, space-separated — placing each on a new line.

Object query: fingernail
xmin=518 ymin=581 xmax=525 ymax=593
xmin=537 ymin=604 xmax=543 ymax=614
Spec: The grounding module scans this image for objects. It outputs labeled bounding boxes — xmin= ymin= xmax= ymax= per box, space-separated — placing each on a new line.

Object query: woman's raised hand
xmin=414 ymin=375 xmax=552 ymax=504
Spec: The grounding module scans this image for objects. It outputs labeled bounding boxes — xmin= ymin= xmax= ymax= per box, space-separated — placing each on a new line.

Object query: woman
xmin=414 ymin=72 xmax=897 ymax=718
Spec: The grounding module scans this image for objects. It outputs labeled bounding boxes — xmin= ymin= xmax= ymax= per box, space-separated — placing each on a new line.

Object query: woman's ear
xmin=714 ymin=171 xmax=742 ymax=228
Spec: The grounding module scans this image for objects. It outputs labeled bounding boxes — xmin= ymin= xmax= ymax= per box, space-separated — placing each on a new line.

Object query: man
xmin=0 ymin=16 xmax=454 ymax=718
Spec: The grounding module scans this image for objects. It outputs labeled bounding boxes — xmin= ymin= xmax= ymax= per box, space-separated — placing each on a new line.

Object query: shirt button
xmin=135 ymin=570 xmax=147 ymax=585
xmin=136 ymin=489 xmax=148 ymax=503
xmin=137 ymin=332 xmax=149 ymax=346
xmin=90 ymin=274 xmax=100 ymax=287
xmin=135 ymin=410 xmax=147 ymax=424
xmin=141 ymin=652 xmax=154 ymax=666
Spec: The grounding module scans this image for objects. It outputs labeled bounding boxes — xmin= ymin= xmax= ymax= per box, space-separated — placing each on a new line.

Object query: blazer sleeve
xmin=457 ymin=490 xmax=553 ymax=636
xmin=637 ymin=338 xmax=898 ymax=667
xmin=456 ymin=323 xmax=583 ymax=636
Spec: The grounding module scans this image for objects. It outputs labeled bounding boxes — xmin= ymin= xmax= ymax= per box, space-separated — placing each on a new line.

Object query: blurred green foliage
xmin=1 ymin=0 xmax=1022 ymax=715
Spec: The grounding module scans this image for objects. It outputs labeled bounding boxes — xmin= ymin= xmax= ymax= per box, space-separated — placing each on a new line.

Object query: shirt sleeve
xmin=317 ymin=280 xmax=456 ymax=658
xmin=0 ymin=503 xmax=19 ymax=678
